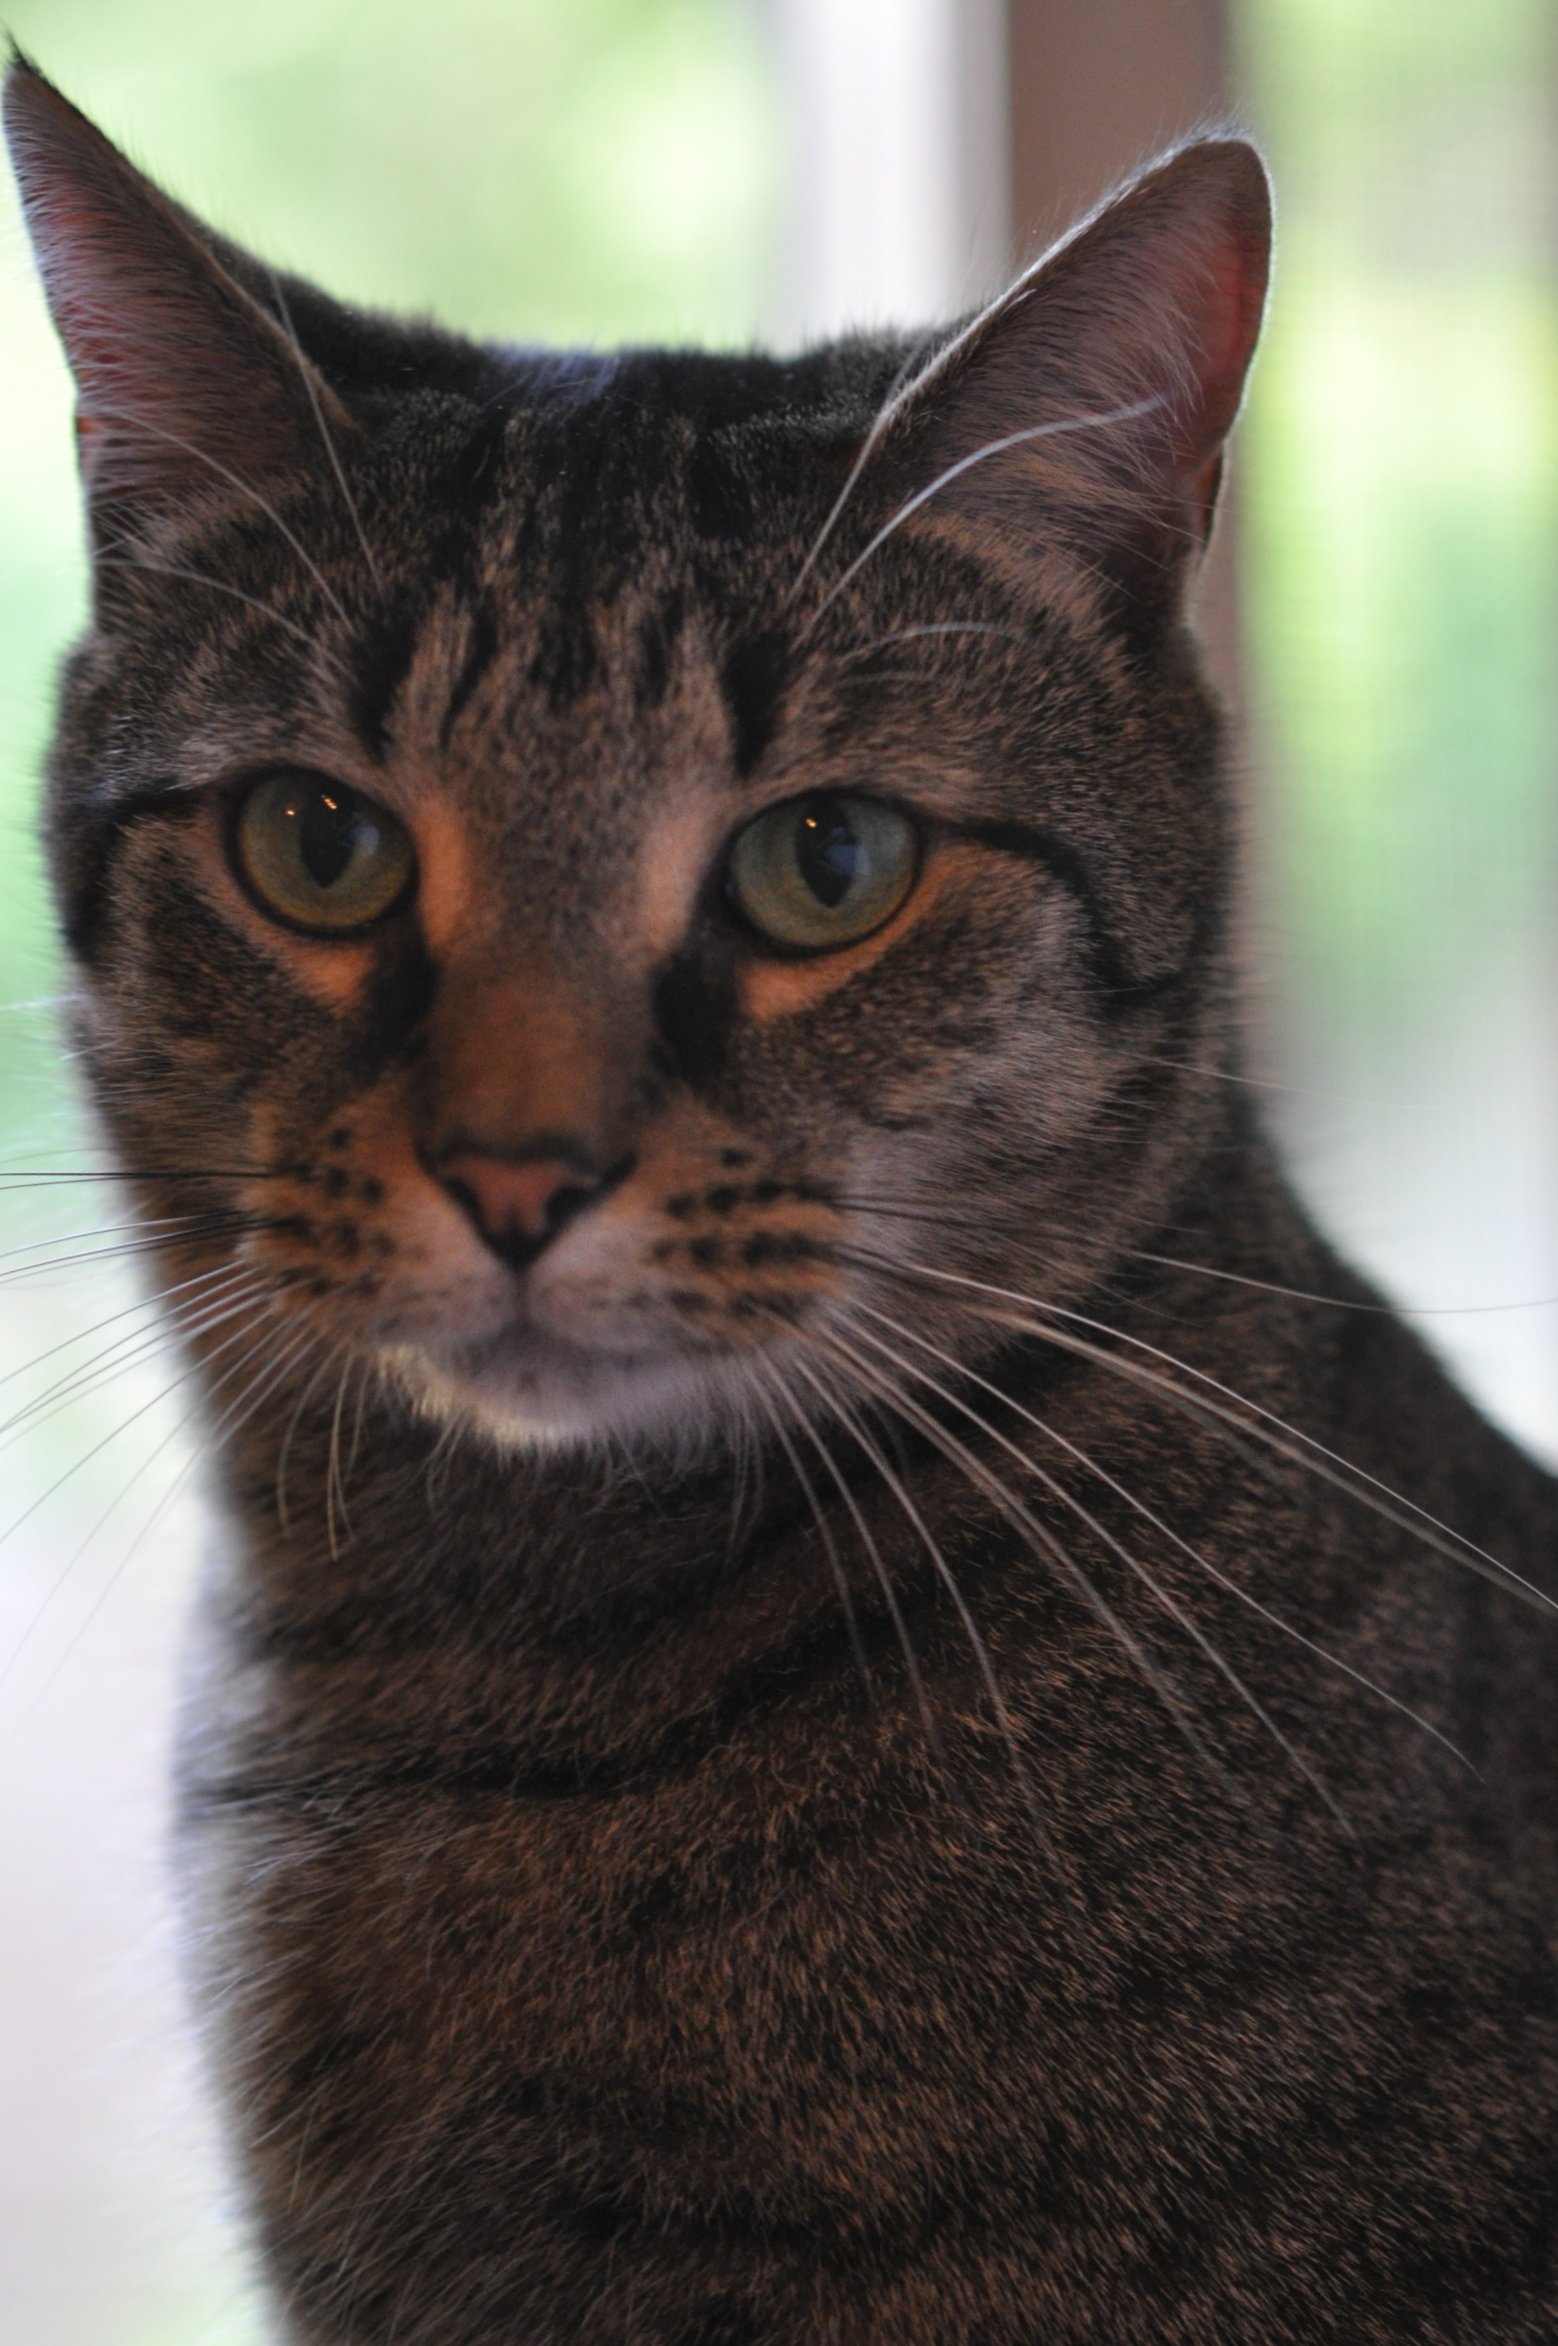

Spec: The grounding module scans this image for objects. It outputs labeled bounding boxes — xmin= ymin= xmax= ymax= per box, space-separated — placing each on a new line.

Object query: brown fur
xmin=7 ymin=53 xmax=1558 ymax=2343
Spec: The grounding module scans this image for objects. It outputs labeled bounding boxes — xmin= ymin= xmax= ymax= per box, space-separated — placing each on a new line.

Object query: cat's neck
xmin=182 ymin=1102 xmax=1555 ymax=1866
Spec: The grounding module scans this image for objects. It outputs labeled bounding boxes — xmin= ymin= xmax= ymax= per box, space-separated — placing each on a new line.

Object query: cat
xmin=6 ymin=45 xmax=1558 ymax=2346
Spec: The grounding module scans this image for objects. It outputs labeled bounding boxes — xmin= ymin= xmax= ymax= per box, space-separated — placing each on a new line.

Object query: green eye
xmin=726 ymin=792 xmax=919 ymax=952
xmin=234 ymin=772 xmax=415 ymax=935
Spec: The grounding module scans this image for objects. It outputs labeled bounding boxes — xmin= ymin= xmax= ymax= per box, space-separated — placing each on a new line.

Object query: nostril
xmin=434 ymin=1144 xmax=633 ymax=1272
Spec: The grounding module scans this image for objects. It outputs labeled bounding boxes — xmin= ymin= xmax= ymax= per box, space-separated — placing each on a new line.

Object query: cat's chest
xmin=172 ymin=1485 xmax=1558 ymax=2340
xmin=175 ymin=1542 xmax=1551 ymax=2128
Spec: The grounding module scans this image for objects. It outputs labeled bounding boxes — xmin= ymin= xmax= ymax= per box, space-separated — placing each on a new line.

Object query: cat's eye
xmin=726 ymin=792 xmax=920 ymax=953
xmin=233 ymin=772 xmax=416 ymax=936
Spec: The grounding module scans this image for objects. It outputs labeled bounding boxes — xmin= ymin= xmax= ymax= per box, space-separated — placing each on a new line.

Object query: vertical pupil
xmin=296 ymin=787 xmax=360 ymax=889
xmin=795 ymin=796 xmax=859 ymax=908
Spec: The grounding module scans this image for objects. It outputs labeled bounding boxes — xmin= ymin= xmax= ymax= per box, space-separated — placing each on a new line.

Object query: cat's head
xmin=4 ymin=56 xmax=1269 ymax=1454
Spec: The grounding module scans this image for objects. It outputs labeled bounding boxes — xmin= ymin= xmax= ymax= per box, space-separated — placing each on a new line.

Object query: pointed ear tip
xmin=2 ymin=46 xmax=34 ymax=125
xmin=4 ymin=42 xmax=50 ymax=102
xmin=1211 ymin=136 xmax=1272 ymax=221
xmin=1164 ymin=134 xmax=1273 ymax=240
xmin=3 ymin=47 xmax=74 ymax=153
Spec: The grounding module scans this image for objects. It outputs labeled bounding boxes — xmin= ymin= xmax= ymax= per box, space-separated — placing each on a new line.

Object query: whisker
xmin=844 ymin=1190 xmax=1554 ymax=1318
xmin=267 ymin=266 xmax=382 ymax=591
xmin=846 ymin=1305 xmax=1364 ymax=1825
xmin=789 ymin=1326 xmax=1078 ymax=1874
xmin=92 ymin=552 xmax=353 ymax=683
xmin=0 ymin=1263 xmax=262 ymax=1458
xmin=152 ymin=1314 xmax=324 ymax=1557
xmin=1133 ymin=1054 xmax=1358 ymax=1101
xmin=854 ymin=1297 xmax=1470 ymax=1778
xmin=0 ymin=1253 xmax=244 ymax=1403
xmin=834 ymin=621 xmax=1033 ymax=668
xmin=326 ymin=1350 xmax=356 ymax=1561
xmin=0 ymin=1281 xmax=270 ymax=1698
xmin=12 ymin=1315 xmax=321 ymax=1732
xmin=720 ymin=1382 xmax=763 ymax=1565
xmin=780 ymin=1346 xmax=961 ymax=1788
xmin=0 ymin=1163 xmax=298 ymax=1185
xmin=798 ymin=396 xmax=1165 ymax=641
xmin=274 ymin=1346 xmax=343 ymax=1534
xmin=0 ymin=1206 xmax=256 ymax=1271
xmin=1123 ymin=1247 xmax=1558 ymax=1320
xmin=344 ymin=1354 xmax=373 ymax=1483
xmin=812 ymin=1318 xmax=1245 ymax=1818
xmin=747 ymin=1361 xmax=877 ymax=1704
xmin=849 ymin=1251 xmax=1556 ymax=1616
xmin=86 ymin=400 xmax=353 ymax=629
xmin=783 ymin=333 xmax=939 ymax=607
xmin=0 ymin=1224 xmax=260 ymax=1289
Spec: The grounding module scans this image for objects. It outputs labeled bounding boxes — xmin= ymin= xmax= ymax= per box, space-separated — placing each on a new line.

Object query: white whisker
xmin=88 ymin=400 xmax=353 ymax=629
xmin=0 ymin=1253 xmax=243 ymax=1404
xmin=0 ymin=1263 xmax=261 ymax=1461
xmin=275 ymin=1345 xmax=345 ymax=1536
xmin=326 ymin=1350 xmax=357 ymax=1561
xmin=814 ymin=1318 xmax=1242 ymax=1817
xmin=1125 ymin=1246 xmax=1558 ymax=1320
xmin=94 ymin=548 xmax=353 ymax=685
xmin=0 ymin=1281 xmax=271 ymax=1701
xmin=747 ymin=1360 xmax=876 ymax=1704
xmin=267 ymin=266 xmax=382 ymax=591
xmin=798 ymin=396 xmax=1164 ymax=641
xmin=783 ymin=334 xmax=938 ymax=606
xmin=836 ymin=621 xmax=1033 ymax=668
xmin=846 ymin=1305 xmax=1357 ymax=1826
xmin=791 ymin=1326 xmax=1074 ymax=1871
xmin=780 ymin=1345 xmax=959 ymax=1785
xmin=856 ymin=1297 xmax=1470 ymax=1777
xmin=854 ymin=1252 xmax=1555 ymax=1616
xmin=12 ymin=1314 xmax=321 ymax=1733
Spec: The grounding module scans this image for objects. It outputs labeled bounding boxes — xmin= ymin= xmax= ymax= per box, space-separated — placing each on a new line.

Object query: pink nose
xmin=436 ymin=1148 xmax=615 ymax=1271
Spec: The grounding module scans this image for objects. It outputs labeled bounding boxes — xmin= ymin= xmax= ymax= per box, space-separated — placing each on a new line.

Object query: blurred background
xmin=0 ymin=2 xmax=1553 ymax=2338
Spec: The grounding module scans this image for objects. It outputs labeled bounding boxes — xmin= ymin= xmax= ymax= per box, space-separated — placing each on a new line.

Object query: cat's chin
xmin=385 ymin=1322 xmax=745 ymax=1457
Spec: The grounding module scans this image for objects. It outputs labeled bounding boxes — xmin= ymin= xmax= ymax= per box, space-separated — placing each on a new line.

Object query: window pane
xmin=1239 ymin=0 xmax=1558 ymax=1458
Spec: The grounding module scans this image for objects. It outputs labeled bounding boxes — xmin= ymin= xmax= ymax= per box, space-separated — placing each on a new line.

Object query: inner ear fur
xmin=2 ymin=50 xmax=353 ymax=528
xmin=883 ymin=137 xmax=1272 ymax=642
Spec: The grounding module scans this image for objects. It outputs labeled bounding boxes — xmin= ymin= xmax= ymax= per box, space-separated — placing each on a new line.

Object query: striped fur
xmin=8 ymin=55 xmax=1558 ymax=2344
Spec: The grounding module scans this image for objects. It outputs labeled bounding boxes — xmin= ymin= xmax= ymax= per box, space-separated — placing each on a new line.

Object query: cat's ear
xmin=887 ymin=137 xmax=1270 ymax=642
xmin=2 ymin=51 xmax=351 ymax=527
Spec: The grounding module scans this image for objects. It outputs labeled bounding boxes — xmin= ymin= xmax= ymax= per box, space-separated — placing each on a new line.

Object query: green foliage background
xmin=1241 ymin=0 xmax=1558 ymax=1034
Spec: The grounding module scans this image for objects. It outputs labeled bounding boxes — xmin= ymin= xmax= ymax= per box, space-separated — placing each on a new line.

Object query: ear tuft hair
xmin=2 ymin=55 xmax=352 ymax=526
xmin=882 ymin=136 xmax=1272 ymax=642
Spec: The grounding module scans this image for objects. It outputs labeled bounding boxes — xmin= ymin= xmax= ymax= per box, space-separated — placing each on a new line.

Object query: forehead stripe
xmin=348 ymin=605 xmax=421 ymax=762
xmin=720 ymin=629 xmax=788 ymax=777
xmin=439 ymin=596 xmax=499 ymax=748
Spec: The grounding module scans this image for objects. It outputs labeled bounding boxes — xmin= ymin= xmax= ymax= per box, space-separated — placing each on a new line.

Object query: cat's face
xmin=8 ymin=63 xmax=1269 ymax=1451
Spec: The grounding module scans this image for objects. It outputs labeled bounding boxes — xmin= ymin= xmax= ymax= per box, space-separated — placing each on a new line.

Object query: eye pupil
xmin=726 ymin=790 xmax=919 ymax=953
xmin=234 ymin=770 xmax=415 ymax=935
xmin=795 ymin=797 xmax=859 ymax=908
xmin=297 ymin=789 xmax=360 ymax=890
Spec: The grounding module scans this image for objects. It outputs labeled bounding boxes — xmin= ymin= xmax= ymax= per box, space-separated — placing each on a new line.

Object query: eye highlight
xmin=233 ymin=772 xmax=416 ymax=936
xmin=726 ymin=792 xmax=920 ymax=952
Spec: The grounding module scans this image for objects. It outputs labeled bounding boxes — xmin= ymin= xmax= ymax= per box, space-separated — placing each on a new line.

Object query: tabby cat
xmin=7 ymin=49 xmax=1558 ymax=2345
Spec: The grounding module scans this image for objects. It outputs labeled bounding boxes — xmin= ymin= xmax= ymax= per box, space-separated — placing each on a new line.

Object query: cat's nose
xmin=434 ymin=1142 xmax=632 ymax=1273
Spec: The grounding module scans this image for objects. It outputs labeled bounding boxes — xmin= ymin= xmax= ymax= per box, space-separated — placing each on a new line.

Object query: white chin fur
xmin=385 ymin=1332 xmax=758 ymax=1459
